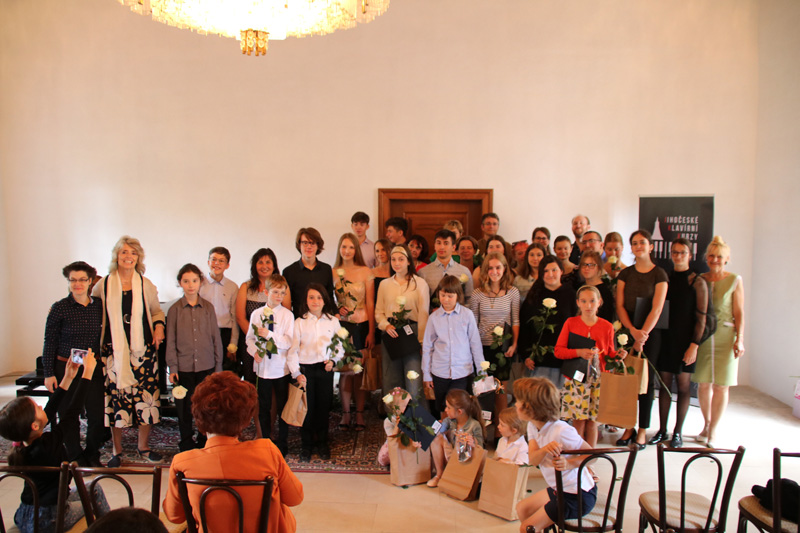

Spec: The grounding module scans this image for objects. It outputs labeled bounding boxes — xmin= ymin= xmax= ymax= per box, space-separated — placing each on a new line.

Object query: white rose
xmin=480 ymin=361 xmax=491 ymax=371
xmin=608 ymin=256 xmax=618 ymax=265
xmin=406 ymin=370 xmax=420 ymax=380
xmin=395 ymin=295 xmax=406 ymax=307
xmin=172 ymin=385 xmax=188 ymax=400
xmin=492 ymin=325 xmax=504 ymax=337
xmin=617 ymin=334 xmax=629 ymax=346
xmin=542 ymin=298 xmax=557 ymax=309
xmin=383 ymin=393 xmax=394 ymax=405
xmin=336 ymin=268 xmax=345 ymax=277
xmin=336 ymin=327 xmax=349 ymax=339
xmin=352 ymin=363 xmax=363 ymax=374
xmin=459 ymin=274 xmax=469 ymax=283
xmin=261 ymin=306 xmax=273 ymax=318
xmin=227 ymin=343 xmax=238 ymax=353
xmin=613 ymin=320 xmax=622 ymax=331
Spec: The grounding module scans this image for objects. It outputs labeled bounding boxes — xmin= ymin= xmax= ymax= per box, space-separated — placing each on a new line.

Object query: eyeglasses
xmin=581 ymin=238 xmax=600 ymax=244
xmin=210 ymin=259 xmax=228 ymax=264
xmin=580 ymin=263 xmax=598 ymax=268
xmin=68 ymin=278 xmax=90 ymax=284
xmin=300 ymin=240 xmax=317 ymax=247
xmin=533 ymin=236 xmax=548 ymax=242
xmin=671 ymin=251 xmax=689 ymax=256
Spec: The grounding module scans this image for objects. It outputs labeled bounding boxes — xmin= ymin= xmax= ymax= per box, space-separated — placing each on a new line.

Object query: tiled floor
xmin=1 ymin=374 xmax=798 ymax=532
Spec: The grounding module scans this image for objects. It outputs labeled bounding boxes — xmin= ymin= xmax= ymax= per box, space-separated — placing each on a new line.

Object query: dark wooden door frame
xmin=378 ymin=189 xmax=493 ymax=235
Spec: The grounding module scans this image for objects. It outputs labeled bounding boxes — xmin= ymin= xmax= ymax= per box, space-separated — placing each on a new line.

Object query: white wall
xmin=1 ymin=1 xmax=759 ymax=385
xmin=750 ymin=0 xmax=800 ymax=406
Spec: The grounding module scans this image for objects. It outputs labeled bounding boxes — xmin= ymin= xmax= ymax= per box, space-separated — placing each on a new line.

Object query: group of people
xmin=0 ymin=210 xmax=746 ymax=533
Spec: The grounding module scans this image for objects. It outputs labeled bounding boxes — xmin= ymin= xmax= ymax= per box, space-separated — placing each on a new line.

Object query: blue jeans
xmin=15 ymin=485 xmax=109 ymax=533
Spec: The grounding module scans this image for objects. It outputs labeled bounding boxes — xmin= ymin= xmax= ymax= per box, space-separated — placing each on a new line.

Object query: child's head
xmin=444 ymin=389 xmax=486 ymax=439
xmin=300 ymin=283 xmax=334 ymax=317
xmin=177 ymin=263 xmax=203 ymax=296
xmin=576 ymin=285 xmax=602 ymax=317
xmin=513 ymin=378 xmax=560 ymax=423
xmin=335 ymin=233 xmax=366 ymax=268
xmin=436 ymin=274 xmax=464 ymax=309
xmin=207 ymin=246 xmax=231 ymax=277
xmin=497 ymin=407 xmax=526 ymax=439
xmin=0 ymin=397 xmax=40 ymax=465
xmin=443 ymin=220 xmax=463 ymax=241
xmin=265 ymin=274 xmax=288 ymax=306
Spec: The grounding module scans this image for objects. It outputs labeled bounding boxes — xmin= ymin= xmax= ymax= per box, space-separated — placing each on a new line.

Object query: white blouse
xmin=286 ymin=313 xmax=344 ymax=378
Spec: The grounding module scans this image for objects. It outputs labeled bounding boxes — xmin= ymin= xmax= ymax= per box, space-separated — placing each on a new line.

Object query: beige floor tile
xmin=292 ymin=501 xmax=377 ymax=531
xmin=295 ymin=472 xmax=369 ymax=503
xmin=371 ymin=503 xmax=457 ymax=533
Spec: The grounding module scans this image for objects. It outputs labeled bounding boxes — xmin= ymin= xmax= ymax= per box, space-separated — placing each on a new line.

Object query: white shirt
xmin=199 ymin=275 xmax=239 ymax=347
xmin=286 ymin=313 xmax=344 ymax=378
xmin=527 ymin=420 xmax=594 ymax=494
xmin=495 ymin=435 xmax=529 ymax=465
xmin=245 ymin=304 xmax=293 ymax=379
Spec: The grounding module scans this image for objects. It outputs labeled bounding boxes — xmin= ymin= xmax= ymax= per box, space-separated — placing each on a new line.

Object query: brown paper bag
xmin=281 ymin=384 xmax=307 ymax=427
xmin=388 ymin=435 xmax=431 ymax=486
xmin=597 ymin=371 xmax=638 ymax=428
xmin=438 ymin=445 xmax=487 ymax=501
xmin=360 ymin=356 xmax=380 ymax=391
xmin=478 ymin=459 xmax=530 ymax=521
xmin=628 ymin=352 xmax=648 ymax=395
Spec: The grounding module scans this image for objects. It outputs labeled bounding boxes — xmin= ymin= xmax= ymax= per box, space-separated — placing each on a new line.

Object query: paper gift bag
xmin=281 ymin=384 xmax=307 ymax=427
xmin=388 ymin=435 xmax=431 ymax=486
xmin=628 ymin=352 xmax=648 ymax=395
xmin=597 ymin=371 xmax=638 ymax=428
xmin=438 ymin=445 xmax=487 ymax=501
xmin=478 ymin=459 xmax=530 ymax=521
xmin=360 ymin=355 xmax=380 ymax=391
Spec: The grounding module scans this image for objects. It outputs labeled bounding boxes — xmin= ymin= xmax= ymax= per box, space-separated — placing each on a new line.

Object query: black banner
xmin=638 ymin=196 xmax=714 ymax=273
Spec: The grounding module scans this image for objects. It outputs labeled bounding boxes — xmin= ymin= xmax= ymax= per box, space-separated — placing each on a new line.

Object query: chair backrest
xmin=770 ymin=448 xmax=800 ymax=532
xmin=70 ymin=463 xmax=162 ymax=526
xmin=655 ymin=444 xmax=746 ymax=533
xmin=553 ymin=446 xmax=638 ymax=533
xmin=175 ymin=471 xmax=275 ymax=533
xmin=0 ymin=462 xmax=71 ymax=533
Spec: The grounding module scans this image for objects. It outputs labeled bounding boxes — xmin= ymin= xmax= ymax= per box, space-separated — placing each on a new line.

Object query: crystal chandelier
xmin=117 ymin=0 xmax=390 ymax=55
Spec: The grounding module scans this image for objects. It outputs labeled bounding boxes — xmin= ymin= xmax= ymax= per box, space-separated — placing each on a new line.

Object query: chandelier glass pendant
xmin=118 ymin=0 xmax=390 ymax=55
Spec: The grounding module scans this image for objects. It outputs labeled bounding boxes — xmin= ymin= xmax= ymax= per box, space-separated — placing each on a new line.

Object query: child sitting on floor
xmin=514 ymin=377 xmax=595 ymax=533
xmin=495 ymin=407 xmax=528 ymax=465
xmin=427 ymin=388 xmax=485 ymax=488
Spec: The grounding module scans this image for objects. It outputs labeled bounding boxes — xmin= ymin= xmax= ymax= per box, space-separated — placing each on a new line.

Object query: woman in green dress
xmin=692 ymin=236 xmax=745 ymax=448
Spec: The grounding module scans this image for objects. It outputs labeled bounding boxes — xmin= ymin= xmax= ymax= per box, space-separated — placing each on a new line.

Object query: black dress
xmin=519 ymin=284 xmax=577 ymax=369
xmin=659 ymin=270 xmax=707 ymax=374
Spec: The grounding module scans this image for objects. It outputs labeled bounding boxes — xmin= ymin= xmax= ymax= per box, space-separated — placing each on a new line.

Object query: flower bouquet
xmin=334 ymin=268 xmax=356 ymax=320
xmin=251 ymin=306 xmax=277 ymax=360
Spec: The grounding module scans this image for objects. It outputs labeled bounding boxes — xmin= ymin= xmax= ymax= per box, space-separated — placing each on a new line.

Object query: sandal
xmin=354 ymin=410 xmax=366 ymax=431
xmin=137 ymin=449 xmax=163 ymax=463
xmin=339 ymin=412 xmax=352 ymax=430
xmin=107 ymin=454 xmax=123 ymax=468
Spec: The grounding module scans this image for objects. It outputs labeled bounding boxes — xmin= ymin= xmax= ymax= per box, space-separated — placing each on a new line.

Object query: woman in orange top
xmin=163 ymin=371 xmax=304 ymax=533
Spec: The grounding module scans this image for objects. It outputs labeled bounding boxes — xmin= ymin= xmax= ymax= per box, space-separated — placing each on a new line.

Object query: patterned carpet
xmin=0 ymin=411 xmax=390 ymax=475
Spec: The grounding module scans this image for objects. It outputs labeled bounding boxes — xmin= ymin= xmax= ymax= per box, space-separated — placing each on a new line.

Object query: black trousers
xmin=299 ymin=362 xmax=333 ymax=451
xmin=638 ymin=329 xmax=662 ymax=429
xmin=175 ymin=368 xmax=214 ymax=451
xmin=54 ymin=358 xmax=107 ymax=462
xmin=257 ymin=374 xmax=291 ymax=450
xmin=219 ymin=327 xmax=240 ymax=374
xmin=431 ymin=374 xmax=474 ymax=415
xmin=237 ymin=326 xmax=256 ymax=384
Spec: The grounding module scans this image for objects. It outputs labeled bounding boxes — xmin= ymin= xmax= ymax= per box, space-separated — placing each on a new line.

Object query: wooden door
xmin=378 ymin=189 xmax=492 ymax=249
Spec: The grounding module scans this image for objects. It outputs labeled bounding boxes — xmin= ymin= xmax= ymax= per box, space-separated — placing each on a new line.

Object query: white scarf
xmin=107 ymin=271 xmax=145 ymax=390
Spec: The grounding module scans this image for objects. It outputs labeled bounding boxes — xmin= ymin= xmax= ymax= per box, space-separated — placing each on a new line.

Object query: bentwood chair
xmin=0 ymin=462 xmax=71 ymax=533
xmin=737 ymin=448 xmax=800 ymax=533
xmin=639 ymin=444 xmax=746 ymax=533
xmin=175 ymin=471 xmax=274 ymax=533
xmin=546 ymin=446 xmax=639 ymax=533
xmin=70 ymin=464 xmax=185 ymax=532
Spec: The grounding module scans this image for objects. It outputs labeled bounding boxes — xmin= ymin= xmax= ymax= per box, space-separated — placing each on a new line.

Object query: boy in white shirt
xmin=514 ymin=378 xmax=596 ymax=533
xmin=245 ymin=274 xmax=293 ymax=457
xmin=199 ymin=247 xmax=239 ymax=372
xmin=494 ymin=407 xmax=528 ymax=465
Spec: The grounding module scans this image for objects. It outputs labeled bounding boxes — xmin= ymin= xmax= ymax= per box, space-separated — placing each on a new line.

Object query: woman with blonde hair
xmin=332 ymin=233 xmax=375 ymax=431
xmin=692 ymin=236 xmax=744 ymax=448
xmin=470 ymin=252 xmax=520 ymax=415
xmin=92 ymin=236 xmax=165 ymax=467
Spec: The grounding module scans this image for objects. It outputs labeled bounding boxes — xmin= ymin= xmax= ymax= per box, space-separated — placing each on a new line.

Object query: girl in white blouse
xmin=287 ymin=283 xmax=343 ymax=461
